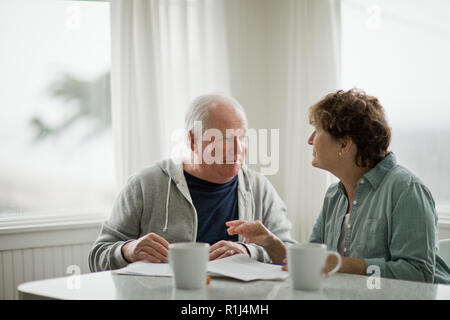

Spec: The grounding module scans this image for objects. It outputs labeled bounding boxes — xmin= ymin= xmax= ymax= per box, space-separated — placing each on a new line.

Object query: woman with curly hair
xmin=227 ymin=89 xmax=450 ymax=283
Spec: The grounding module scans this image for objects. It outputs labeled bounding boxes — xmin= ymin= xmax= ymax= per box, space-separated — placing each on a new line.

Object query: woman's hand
xmin=226 ymin=220 xmax=274 ymax=247
xmin=226 ymin=220 xmax=286 ymax=264
xmin=282 ymin=258 xmax=288 ymax=271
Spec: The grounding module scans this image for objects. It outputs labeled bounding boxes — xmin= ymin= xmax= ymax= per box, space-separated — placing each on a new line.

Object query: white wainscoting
xmin=0 ymin=214 xmax=104 ymax=300
xmin=0 ymin=243 xmax=94 ymax=300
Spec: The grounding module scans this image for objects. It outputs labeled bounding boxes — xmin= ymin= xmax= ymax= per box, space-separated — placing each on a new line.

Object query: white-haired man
xmin=89 ymin=94 xmax=295 ymax=272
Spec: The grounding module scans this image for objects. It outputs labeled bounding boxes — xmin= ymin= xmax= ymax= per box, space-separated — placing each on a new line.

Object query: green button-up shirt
xmin=310 ymin=153 xmax=450 ymax=284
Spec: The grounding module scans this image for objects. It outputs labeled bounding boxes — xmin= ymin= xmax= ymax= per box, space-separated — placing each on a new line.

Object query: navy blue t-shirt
xmin=184 ymin=171 xmax=239 ymax=245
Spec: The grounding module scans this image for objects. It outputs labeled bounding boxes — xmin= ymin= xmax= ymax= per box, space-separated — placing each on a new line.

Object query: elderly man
xmin=88 ymin=93 xmax=294 ymax=272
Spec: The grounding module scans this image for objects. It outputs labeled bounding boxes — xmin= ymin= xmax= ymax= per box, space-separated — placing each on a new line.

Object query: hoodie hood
xmin=157 ymin=159 xmax=192 ymax=233
xmin=157 ymin=158 xmax=251 ymax=196
xmin=156 ymin=158 xmax=253 ymax=234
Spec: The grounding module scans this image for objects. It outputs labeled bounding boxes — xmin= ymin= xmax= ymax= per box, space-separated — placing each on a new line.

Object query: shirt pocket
xmin=360 ymin=218 xmax=388 ymax=258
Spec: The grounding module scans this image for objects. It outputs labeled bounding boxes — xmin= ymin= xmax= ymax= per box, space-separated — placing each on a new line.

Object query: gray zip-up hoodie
xmin=88 ymin=159 xmax=295 ymax=272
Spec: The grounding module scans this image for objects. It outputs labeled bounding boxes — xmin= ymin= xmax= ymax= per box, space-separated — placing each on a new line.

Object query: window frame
xmin=0 ymin=0 xmax=113 ymax=226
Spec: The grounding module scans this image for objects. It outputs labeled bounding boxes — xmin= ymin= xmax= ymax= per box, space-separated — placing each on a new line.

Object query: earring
xmin=338 ymin=151 xmax=342 ymax=156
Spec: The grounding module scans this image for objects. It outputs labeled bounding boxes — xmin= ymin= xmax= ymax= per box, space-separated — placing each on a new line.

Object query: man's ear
xmin=188 ymin=130 xmax=196 ymax=152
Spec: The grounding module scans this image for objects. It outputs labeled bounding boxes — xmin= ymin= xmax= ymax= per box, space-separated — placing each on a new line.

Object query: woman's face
xmin=307 ymin=124 xmax=341 ymax=171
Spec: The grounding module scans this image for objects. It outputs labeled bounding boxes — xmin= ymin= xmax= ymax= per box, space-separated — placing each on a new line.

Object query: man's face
xmin=194 ymin=102 xmax=248 ymax=182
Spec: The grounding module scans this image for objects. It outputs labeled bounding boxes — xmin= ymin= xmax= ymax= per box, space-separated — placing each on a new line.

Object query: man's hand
xmin=121 ymin=232 xmax=170 ymax=263
xmin=209 ymin=240 xmax=250 ymax=261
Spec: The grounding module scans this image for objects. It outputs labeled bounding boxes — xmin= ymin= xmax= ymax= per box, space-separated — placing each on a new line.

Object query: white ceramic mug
xmin=287 ymin=243 xmax=342 ymax=291
xmin=168 ymin=242 xmax=210 ymax=289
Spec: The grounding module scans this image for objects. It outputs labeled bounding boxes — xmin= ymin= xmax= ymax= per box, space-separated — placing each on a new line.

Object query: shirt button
xmin=353 ymin=200 xmax=357 ymax=205
xmin=360 ymin=179 xmax=365 ymax=184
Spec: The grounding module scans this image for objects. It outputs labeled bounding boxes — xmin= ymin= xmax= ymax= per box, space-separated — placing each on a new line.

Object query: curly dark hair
xmin=309 ymin=88 xmax=391 ymax=168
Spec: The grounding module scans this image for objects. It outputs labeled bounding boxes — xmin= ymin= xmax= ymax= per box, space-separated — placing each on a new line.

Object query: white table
xmin=17 ymin=271 xmax=450 ymax=300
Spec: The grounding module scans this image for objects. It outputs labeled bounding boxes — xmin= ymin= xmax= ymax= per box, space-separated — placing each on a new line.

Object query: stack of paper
xmin=207 ymin=255 xmax=287 ymax=281
xmin=114 ymin=254 xmax=288 ymax=282
xmin=115 ymin=261 xmax=172 ymax=277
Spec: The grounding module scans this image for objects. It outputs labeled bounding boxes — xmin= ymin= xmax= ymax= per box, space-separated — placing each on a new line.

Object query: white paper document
xmin=114 ymin=254 xmax=288 ymax=282
xmin=207 ymin=254 xmax=288 ymax=281
xmin=115 ymin=261 xmax=173 ymax=277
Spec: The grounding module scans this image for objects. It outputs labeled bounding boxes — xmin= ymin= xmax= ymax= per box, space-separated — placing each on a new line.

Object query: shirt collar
xmin=363 ymin=152 xmax=397 ymax=189
xmin=337 ymin=152 xmax=397 ymax=192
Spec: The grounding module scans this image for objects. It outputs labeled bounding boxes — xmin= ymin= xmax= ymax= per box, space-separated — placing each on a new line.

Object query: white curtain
xmin=110 ymin=0 xmax=231 ymax=188
xmin=110 ymin=0 xmax=341 ymax=242
xmin=220 ymin=0 xmax=341 ymax=242
xmin=281 ymin=0 xmax=341 ymax=242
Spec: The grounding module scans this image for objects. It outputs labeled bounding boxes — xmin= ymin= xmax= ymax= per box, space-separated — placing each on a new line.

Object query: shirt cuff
xmin=364 ymin=257 xmax=386 ymax=276
xmin=238 ymin=242 xmax=271 ymax=263
xmin=112 ymin=240 xmax=134 ymax=270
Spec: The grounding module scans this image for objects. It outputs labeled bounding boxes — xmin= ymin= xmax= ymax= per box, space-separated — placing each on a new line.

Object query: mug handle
xmin=325 ymin=251 xmax=342 ymax=277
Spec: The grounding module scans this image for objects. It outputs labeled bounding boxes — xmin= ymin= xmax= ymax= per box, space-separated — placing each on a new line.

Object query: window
xmin=0 ymin=0 xmax=114 ymax=217
xmin=341 ymin=0 xmax=450 ymax=216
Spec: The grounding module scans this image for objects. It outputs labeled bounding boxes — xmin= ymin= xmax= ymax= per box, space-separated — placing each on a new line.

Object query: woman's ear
xmin=340 ymin=136 xmax=353 ymax=155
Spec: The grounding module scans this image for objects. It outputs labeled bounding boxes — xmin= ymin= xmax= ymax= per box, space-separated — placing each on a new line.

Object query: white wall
xmin=224 ymin=0 xmax=291 ymax=197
